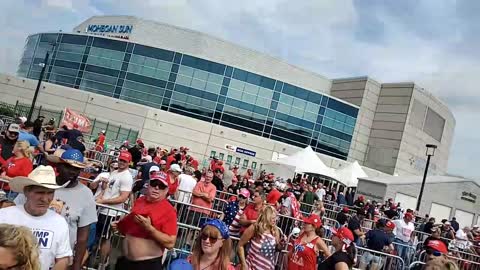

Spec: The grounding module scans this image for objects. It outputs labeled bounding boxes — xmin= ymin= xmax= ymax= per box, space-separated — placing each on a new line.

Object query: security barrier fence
xmin=0 ymin=101 xmax=139 ymax=143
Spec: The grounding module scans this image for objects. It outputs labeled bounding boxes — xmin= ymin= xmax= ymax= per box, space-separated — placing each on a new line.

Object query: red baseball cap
xmin=359 ymin=195 xmax=364 ymax=200
xmin=404 ymin=212 xmax=414 ymax=220
xmin=73 ymin=123 xmax=79 ymax=128
xmin=386 ymin=220 xmax=396 ymax=229
xmin=342 ymin=206 xmax=350 ymax=213
xmin=427 ymin=240 xmax=448 ymax=254
xmin=118 ymin=151 xmax=132 ymax=163
xmin=150 ymin=171 xmax=168 ymax=186
xmin=303 ymin=214 xmax=322 ymax=228
xmin=136 ymin=139 xmax=144 ymax=145
xmin=332 ymin=227 xmax=354 ymax=244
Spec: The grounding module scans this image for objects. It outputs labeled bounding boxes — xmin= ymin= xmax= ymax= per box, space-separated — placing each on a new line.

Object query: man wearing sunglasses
xmin=0 ymin=123 xmax=19 ymax=162
xmin=113 ymin=171 xmax=177 ymax=270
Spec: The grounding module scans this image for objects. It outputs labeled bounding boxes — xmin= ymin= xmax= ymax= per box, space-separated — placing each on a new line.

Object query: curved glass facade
xmin=18 ymin=33 xmax=358 ymax=160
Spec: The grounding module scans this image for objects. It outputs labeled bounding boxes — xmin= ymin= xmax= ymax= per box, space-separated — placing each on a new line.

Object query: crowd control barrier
xmin=356 ymin=245 xmax=406 ymax=270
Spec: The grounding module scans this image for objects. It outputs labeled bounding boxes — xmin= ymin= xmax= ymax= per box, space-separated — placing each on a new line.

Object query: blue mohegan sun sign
xmin=86 ymin=24 xmax=133 ymax=34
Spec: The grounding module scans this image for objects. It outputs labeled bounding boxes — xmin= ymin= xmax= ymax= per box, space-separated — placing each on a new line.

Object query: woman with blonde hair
xmin=188 ymin=219 xmax=234 ymax=270
xmin=0 ymin=223 xmax=41 ymax=270
xmin=238 ymin=205 xmax=283 ymax=270
xmin=0 ymin=140 xmax=34 ymax=199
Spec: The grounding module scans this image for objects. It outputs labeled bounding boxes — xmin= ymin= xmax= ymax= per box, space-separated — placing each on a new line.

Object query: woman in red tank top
xmin=288 ymin=214 xmax=331 ymax=270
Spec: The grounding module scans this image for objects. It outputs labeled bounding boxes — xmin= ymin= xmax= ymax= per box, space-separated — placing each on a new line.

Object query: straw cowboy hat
xmin=46 ymin=148 xmax=87 ymax=169
xmin=10 ymin=165 xmax=64 ymax=193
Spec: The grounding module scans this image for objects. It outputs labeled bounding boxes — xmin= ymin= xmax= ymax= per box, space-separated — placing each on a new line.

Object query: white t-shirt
xmin=393 ymin=219 xmax=415 ymax=242
xmin=177 ymin=173 xmax=197 ymax=203
xmin=455 ymin=229 xmax=469 ymax=248
xmin=99 ymin=169 xmax=133 ymax=216
xmin=93 ymin=172 xmax=111 ymax=197
xmin=14 ymin=184 xmax=97 ymax=251
xmin=316 ymin=188 xmax=326 ymax=201
xmin=0 ymin=205 xmax=72 ymax=270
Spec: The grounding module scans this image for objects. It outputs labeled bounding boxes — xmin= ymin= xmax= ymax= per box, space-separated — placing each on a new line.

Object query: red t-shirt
xmin=1 ymin=157 xmax=33 ymax=191
xmin=117 ymin=197 xmax=177 ymax=239
xmin=190 ymin=159 xmax=199 ymax=170
xmin=166 ymin=174 xmax=179 ymax=196
xmin=288 ymin=233 xmax=319 ymax=270
xmin=166 ymin=155 xmax=176 ymax=169
xmin=266 ymin=189 xmax=283 ymax=205
xmin=241 ymin=203 xmax=261 ymax=232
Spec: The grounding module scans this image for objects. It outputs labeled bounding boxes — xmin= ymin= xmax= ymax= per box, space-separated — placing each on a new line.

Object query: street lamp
xmin=27 ymin=43 xmax=56 ymax=121
xmin=415 ymin=144 xmax=437 ymax=212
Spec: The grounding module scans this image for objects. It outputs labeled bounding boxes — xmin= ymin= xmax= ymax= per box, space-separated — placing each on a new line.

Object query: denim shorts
xmin=360 ymin=251 xmax=384 ymax=267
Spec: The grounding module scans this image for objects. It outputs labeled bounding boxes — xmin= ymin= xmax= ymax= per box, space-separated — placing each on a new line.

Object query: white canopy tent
xmin=262 ymin=146 xmax=336 ymax=179
xmin=335 ymin=161 xmax=368 ymax=187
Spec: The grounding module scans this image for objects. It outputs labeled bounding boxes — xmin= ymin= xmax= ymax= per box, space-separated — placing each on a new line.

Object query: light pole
xmin=27 ymin=43 xmax=56 ymax=121
xmin=415 ymin=144 xmax=437 ymax=212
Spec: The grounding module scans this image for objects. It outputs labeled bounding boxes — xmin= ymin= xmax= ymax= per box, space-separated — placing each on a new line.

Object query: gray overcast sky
xmin=0 ymin=0 xmax=478 ymax=179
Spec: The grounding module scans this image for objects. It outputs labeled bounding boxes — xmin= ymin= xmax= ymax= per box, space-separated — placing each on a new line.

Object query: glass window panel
xmin=130 ymin=54 xmax=146 ymax=65
xmin=191 ymin=78 xmax=206 ymax=90
xmin=40 ymin=34 xmax=58 ymax=43
xmin=207 ymin=73 xmax=223 ymax=84
xmin=279 ymin=94 xmax=293 ymax=105
xmin=83 ymin=71 xmax=117 ymax=85
xmin=110 ymin=50 xmax=125 ymax=61
xmin=227 ymin=88 xmax=242 ymax=100
xmin=255 ymin=97 xmax=271 ymax=108
xmin=306 ymin=102 xmax=319 ymax=113
xmin=323 ymin=117 xmax=334 ymax=128
xmin=290 ymin=107 xmax=304 ymax=118
xmin=193 ymin=69 xmax=209 ymax=81
xmin=110 ymin=60 xmax=122 ymax=70
xmin=92 ymin=37 xmax=126 ymax=51
xmin=333 ymin=121 xmax=344 ymax=131
xmin=140 ymin=66 xmax=156 ymax=78
xmin=343 ymin=125 xmax=354 ymax=135
xmin=155 ymin=69 xmax=170 ymax=81
xmin=187 ymin=96 xmax=202 ymax=106
xmin=58 ymin=43 xmax=85 ymax=54
xmin=201 ymin=99 xmax=216 ymax=109
xmin=244 ymin=83 xmax=259 ymax=95
xmin=123 ymin=80 xmax=164 ymax=95
xmin=292 ymin=98 xmax=306 ymax=109
xmin=229 ymin=79 xmax=245 ymax=91
xmin=127 ymin=63 xmax=141 ymax=74
xmin=51 ymin=66 xmax=78 ymax=77
xmin=241 ymin=93 xmax=256 ymax=104
xmin=175 ymin=74 xmax=192 ymax=86
xmin=133 ymin=44 xmax=174 ymax=62
xmin=205 ymin=82 xmax=221 ymax=94
xmin=178 ymin=65 xmax=194 ymax=77
xmin=346 ymin=116 xmax=356 ymax=126
xmin=304 ymin=112 xmax=317 ymax=122
xmin=60 ymin=34 xmax=87 ymax=45
xmin=258 ymin=87 xmax=273 ymax=99
xmin=172 ymin=92 xmax=188 ymax=102
xmin=157 ymin=61 xmax=172 ymax=72
xmin=56 ymin=51 xmax=83 ymax=62
xmin=276 ymin=103 xmax=291 ymax=114
xmin=144 ymin=57 xmax=158 ymax=68
xmin=325 ymin=109 xmax=336 ymax=119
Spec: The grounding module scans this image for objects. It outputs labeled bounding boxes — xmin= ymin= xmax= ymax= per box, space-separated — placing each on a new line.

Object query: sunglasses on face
xmin=200 ymin=233 xmax=222 ymax=244
xmin=426 ymin=249 xmax=442 ymax=257
xmin=149 ymin=179 xmax=168 ymax=189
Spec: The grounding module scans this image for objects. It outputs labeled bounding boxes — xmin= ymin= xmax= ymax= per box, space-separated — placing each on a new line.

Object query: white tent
xmin=263 ymin=146 xmax=336 ymax=178
xmin=335 ymin=161 xmax=368 ymax=187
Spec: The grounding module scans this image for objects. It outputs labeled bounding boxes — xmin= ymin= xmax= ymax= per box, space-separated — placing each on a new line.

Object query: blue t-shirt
xmin=18 ymin=130 xmax=39 ymax=147
xmin=365 ymin=229 xmax=392 ymax=251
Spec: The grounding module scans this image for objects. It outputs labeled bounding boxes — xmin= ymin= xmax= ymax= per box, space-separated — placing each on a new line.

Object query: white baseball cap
xmin=169 ymin=164 xmax=182 ymax=173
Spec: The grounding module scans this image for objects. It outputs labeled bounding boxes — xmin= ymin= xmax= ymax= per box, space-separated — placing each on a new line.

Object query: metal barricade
xmin=216 ymin=190 xmax=237 ymax=201
xmin=409 ymin=261 xmax=425 ymax=269
xmin=277 ymin=213 xmax=304 ymax=236
xmin=173 ymin=199 xmax=223 ymax=227
xmin=392 ymin=240 xmax=417 ymax=266
xmin=356 ymin=245 xmax=406 ymax=270
xmin=85 ymin=150 xmax=117 ymax=167
xmin=84 ymin=204 xmax=129 ymax=270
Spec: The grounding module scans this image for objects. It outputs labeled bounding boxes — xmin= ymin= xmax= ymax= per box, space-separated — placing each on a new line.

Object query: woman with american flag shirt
xmin=237 ymin=205 xmax=285 ymax=270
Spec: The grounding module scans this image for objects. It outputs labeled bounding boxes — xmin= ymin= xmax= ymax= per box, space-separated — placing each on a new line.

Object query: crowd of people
xmin=0 ymin=116 xmax=478 ymax=270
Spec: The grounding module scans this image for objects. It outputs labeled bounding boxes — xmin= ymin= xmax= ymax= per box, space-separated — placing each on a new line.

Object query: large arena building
xmin=1 ymin=15 xmax=455 ymax=176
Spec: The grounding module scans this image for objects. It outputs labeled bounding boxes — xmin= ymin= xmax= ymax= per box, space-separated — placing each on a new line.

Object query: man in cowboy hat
xmin=15 ymin=148 xmax=97 ymax=270
xmin=0 ymin=165 xmax=72 ymax=270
